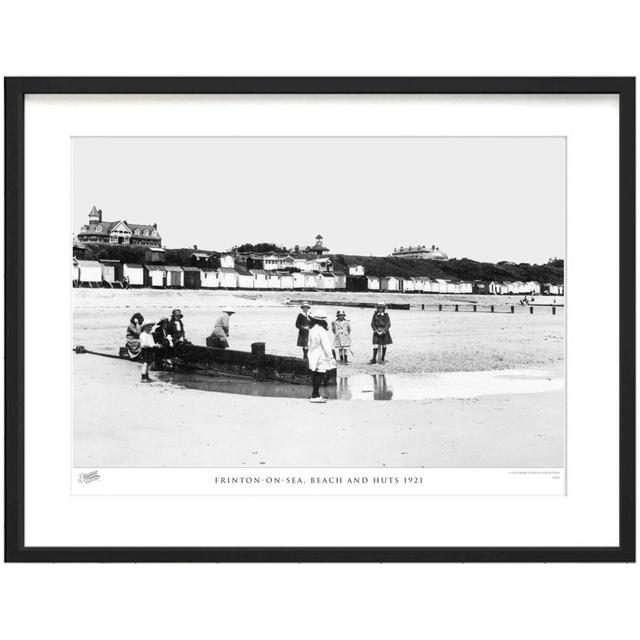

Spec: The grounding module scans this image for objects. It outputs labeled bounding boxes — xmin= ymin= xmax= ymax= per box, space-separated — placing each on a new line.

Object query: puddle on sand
xmin=156 ymin=369 xmax=562 ymax=401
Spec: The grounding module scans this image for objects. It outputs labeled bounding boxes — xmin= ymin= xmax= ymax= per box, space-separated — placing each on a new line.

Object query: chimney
xmin=153 ymin=223 xmax=157 ymax=229
xmin=194 ymin=244 xmax=198 ymax=250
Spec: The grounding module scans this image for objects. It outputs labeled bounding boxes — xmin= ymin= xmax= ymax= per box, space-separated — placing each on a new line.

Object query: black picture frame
xmin=4 ymin=77 xmax=635 ymax=563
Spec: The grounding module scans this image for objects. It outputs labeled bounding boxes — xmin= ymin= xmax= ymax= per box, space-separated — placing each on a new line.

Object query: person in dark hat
xmin=126 ymin=312 xmax=144 ymax=360
xmin=369 ymin=302 xmax=392 ymax=364
xmin=169 ymin=308 xmax=188 ymax=345
xmin=139 ymin=320 xmax=161 ymax=382
xmin=153 ymin=317 xmax=173 ymax=348
xmin=295 ymin=301 xmax=312 ymax=359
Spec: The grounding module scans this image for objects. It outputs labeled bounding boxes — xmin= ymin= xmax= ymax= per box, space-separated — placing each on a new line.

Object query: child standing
xmin=331 ymin=309 xmax=352 ymax=364
xmin=139 ymin=320 xmax=160 ymax=383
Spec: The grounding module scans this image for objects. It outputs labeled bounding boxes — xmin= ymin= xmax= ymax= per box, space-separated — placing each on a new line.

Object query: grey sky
xmin=72 ymin=137 xmax=565 ymax=264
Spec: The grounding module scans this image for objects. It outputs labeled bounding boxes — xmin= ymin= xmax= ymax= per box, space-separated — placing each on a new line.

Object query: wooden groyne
xmin=416 ymin=303 xmax=563 ymax=314
xmin=77 ymin=342 xmax=330 ymax=386
xmin=289 ymin=299 xmax=410 ymax=311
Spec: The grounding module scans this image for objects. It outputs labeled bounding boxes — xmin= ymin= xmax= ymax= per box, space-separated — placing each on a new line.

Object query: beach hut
xmin=366 ymin=275 xmax=380 ymax=291
xmin=100 ymin=259 xmax=120 ymax=286
xmin=459 ymin=281 xmax=473 ymax=294
xmin=333 ymin=271 xmax=346 ymax=290
xmin=380 ymin=276 xmax=400 ymax=292
xmin=122 ymin=263 xmax=144 ymax=287
xmin=403 ymin=277 xmax=415 ymax=293
xmin=250 ymin=269 xmax=269 ymax=289
xmin=200 ymin=269 xmax=220 ymax=289
xmin=473 ymin=281 xmax=490 ymax=294
xmin=145 ymin=264 xmax=166 ymax=288
xmin=445 ymin=281 xmax=460 ymax=294
xmin=77 ymin=260 xmax=103 ymax=286
xmin=164 ymin=265 xmax=184 ymax=289
xmin=304 ymin=272 xmax=319 ymax=289
xmin=346 ymin=275 xmax=368 ymax=292
xmin=276 ymin=270 xmax=294 ymax=290
xmin=266 ymin=271 xmax=282 ymax=289
xmin=434 ymin=279 xmax=448 ymax=294
xmin=317 ymin=272 xmax=336 ymax=290
xmin=182 ymin=266 xmax=201 ymax=289
xmin=235 ymin=267 xmax=255 ymax=289
xmin=348 ymin=265 xmax=365 ymax=276
xmin=144 ymin=247 xmax=166 ymax=264
xmin=218 ymin=267 xmax=238 ymax=289
xmin=418 ymin=277 xmax=433 ymax=293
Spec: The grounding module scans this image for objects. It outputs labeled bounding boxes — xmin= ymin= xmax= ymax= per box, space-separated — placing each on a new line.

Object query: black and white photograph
xmin=72 ymin=136 xmax=566 ymax=475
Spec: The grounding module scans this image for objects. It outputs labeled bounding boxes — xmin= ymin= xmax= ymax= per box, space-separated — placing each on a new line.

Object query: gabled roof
xmin=145 ymin=265 xmax=166 ymax=272
xmin=234 ymin=266 xmax=253 ymax=276
xmin=249 ymin=269 xmax=267 ymax=275
xmin=124 ymin=263 xmax=144 ymax=270
xmin=181 ymin=266 xmax=200 ymax=272
xmin=164 ymin=265 xmax=183 ymax=272
xmin=218 ymin=267 xmax=238 ymax=274
xmin=146 ymin=247 xmax=166 ymax=253
xmin=191 ymin=251 xmax=210 ymax=259
xmin=76 ymin=260 xmax=102 ymax=268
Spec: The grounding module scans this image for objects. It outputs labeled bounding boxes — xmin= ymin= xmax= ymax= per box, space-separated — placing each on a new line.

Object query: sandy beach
xmin=73 ymin=289 xmax=565 ymax=468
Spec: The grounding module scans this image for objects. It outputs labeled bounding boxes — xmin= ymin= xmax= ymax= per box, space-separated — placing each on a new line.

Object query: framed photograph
xmin=5 ymin=77 xmax=635 ymax=562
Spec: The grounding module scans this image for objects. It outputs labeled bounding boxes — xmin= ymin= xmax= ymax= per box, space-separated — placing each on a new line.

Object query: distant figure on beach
xmin=520 ymin=296 xmax=530 ymax=306
xmin=369 ymin=303 xmax=392 ymax=364
xmin=331 ymin=309 xmax=352 ymax=365
xmin=295 ymin=301 xmax=312 ymax=359
xmin=169 ymin=309 xmax=188 ymax=345
xmin=210 ymin=306 xmax=236 ymax=349
xmin=153 ymin=317 xmax=174 ymax=348
xmin=139 ymin=320 xmax=160 ymax=383
xmin=126 ymin=312 xmax=144 ymax=360
xmin=123 ymin=275 xmax=130 ymax=289
xmin=307 ymin=308 xmax=337 ymax=403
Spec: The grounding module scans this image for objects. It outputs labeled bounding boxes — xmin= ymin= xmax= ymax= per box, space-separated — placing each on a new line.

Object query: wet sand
xmin=73 ymin=289 xmax=565 ymax=468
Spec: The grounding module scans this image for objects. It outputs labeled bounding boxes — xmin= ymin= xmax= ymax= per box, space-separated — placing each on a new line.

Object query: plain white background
xmin=1 ymin=1 xmax=638 ymax=638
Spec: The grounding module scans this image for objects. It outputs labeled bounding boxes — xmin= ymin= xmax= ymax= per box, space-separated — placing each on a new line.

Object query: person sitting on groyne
xmin=169 ymin=309 xmax=189 ymax=345
xmin=153 ymin=317 xmax=174 ymax=348
xmin=126 ymin=312 xmax=144 ymax=360
xmin=209 ymin=306 xmax=236 ymax=349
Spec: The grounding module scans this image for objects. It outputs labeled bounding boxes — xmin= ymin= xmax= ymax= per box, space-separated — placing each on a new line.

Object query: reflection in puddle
xmin=156 ymin=369 xmax=562 ymax=401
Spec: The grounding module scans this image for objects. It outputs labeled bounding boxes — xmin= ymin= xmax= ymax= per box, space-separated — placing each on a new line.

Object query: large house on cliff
xmin=77 ymin=206 xmax=162 ymax=247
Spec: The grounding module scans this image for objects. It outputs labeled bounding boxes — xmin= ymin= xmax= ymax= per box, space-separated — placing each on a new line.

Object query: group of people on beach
xmin=126 ymin=301 xmax=392 ymax=401
xmin=126 ymin=306 xmax=237 ymax=382
xmin=126 ymin=308 xmax=190 ymax=382
xmin=295 ymin=301 xmax=392 ymax=403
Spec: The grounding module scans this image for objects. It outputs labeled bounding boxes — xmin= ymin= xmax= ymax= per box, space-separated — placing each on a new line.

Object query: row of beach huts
xmin=72 ymin=258 xmax=564 ymax=296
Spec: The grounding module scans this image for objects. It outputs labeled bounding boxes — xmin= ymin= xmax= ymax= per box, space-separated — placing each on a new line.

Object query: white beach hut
xmin=217 ymin=267 xmax=238 ymax=289
xmin=235 ymin=267 xmax=254 ymax=289
xmin=366 ymin=275 xmax=380 ymax=291
xmin=163 ymin=265 xmax=184 ymax=288
xmin=277 ymin=271 xmax=294 ymax=290
xmin=317 ymin=272 xmax=336 ymax=290
xmin=250 ymin=269 xmax=269 ymax=289
xmin=123 ymin=263 xmax=145 ymax=287
xmin=145 ymin=264 xmax=166 ymax=288
xmin=76 ymin=260 xmax=103 ymax=285
xmin=200 ymin=269 xmax=220 ymax=289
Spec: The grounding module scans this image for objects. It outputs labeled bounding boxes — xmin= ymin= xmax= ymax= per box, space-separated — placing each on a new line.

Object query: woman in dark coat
xmin=295 ymin=302 xmax=312 ymax=359
xmin=369 ymin=303 xmax=392 ymax=364
xmin=126 ymin=312 xmax=144 ymax=360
